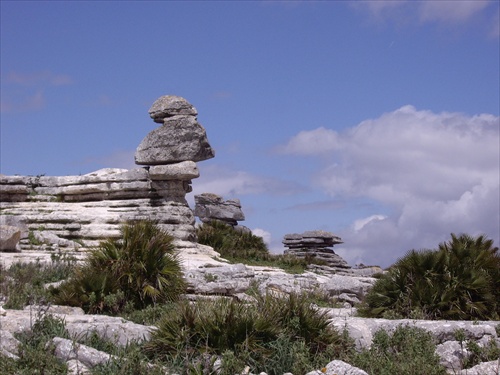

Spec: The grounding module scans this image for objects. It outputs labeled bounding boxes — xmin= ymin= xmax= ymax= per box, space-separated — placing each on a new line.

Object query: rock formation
xmin=135 ymin=95 xmax=215 ymax=165
xmin=283 ymin=230 xmax=350 ymax=272
xmin=0 ymin=95 xmax=214 ymax=250
xmin=194 ymin=193 xmax=245 ymax=226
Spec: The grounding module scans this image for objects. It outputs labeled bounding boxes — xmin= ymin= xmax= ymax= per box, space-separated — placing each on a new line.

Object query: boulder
xmin=148 ymin=95 xmax=198 ymax=123
xmin=135 ymin=115 xmax=215 ymax=165
xmin=0 ymin=225 xmax=21 ymax=251
xmin=194 ymin=193 xmax=245 ymax=225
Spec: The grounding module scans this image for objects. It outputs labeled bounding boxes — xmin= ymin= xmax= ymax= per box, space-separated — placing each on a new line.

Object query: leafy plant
xmin=52 ymin=220 xmax=186 ymax=314
xmin=359 ymin=233 xmax=500 ymax=320
xmin=352 ymin=325 xmax=447 ymax=375
xmin=145 ymin=292 xmax=354 ymax=374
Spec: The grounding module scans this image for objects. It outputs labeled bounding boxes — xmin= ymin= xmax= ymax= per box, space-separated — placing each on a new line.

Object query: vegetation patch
xmin=359 ymin=233 xmax=500 ymax=320
xmin=196 ymin=220 xmax=326 ymax=273
xmin=52 ymin=220 xmax=186 ymax=314
xmin=352 ymin=325 xmax=447 ymax=375
xmin=144 ymin=292 xmax=354 ymax=374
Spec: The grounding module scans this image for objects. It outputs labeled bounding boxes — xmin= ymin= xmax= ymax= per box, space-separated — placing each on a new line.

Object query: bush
xmin=359 ymin=233 xmax=500 ymax=320
xmin=52 ymin=220 xmax=186 ymax=314
xmin=145 ymin=292 xmax=354 ymax=375
xmin=352 ymin=325 xmax=447 ymax=375
xmin=196 ymin=220 xmax=270 ymax=261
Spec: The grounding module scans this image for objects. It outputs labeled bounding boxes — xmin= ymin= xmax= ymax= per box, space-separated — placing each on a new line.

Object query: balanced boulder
xmin=135 ymin=95 xmax=214 ymax=165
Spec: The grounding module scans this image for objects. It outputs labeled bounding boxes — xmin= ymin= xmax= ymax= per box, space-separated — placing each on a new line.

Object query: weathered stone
xmin=135 ymin=115 xmax=215 ymax=165
xmin=0 ymin=329 xmax=21 ymax=359
xmin=283 ymin=230 xmax=349 ymax=272
xmin=0 ymin=225 xmax=21 ymax=251
xmin=148 ymin=95 xmax=198 ymax=123
xmin=149 ymin=161 xmax=199 ymax=180
xmin=194 ymin=193 xmax=245 ymax=225
xmin=50 ymin=337 xmax=112 ymax=368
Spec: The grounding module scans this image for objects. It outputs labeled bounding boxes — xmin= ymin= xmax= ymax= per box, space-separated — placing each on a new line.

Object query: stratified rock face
xmin=0 ymin=168 xmax=197 ymax=245
xmin=194 ymin=193 xmax=245 ymax=226
xmin=0 ymin=95 xmax=215 ymax=248
xmin=135 ymin=116 xmax=215 ymax=164
xmin=148 ymin=95 xmax=198 ymax=123
xmin=283 ymin=230 xmax=350 ymax=270
xmin=135 ymin=96 xmax=214 ymax=165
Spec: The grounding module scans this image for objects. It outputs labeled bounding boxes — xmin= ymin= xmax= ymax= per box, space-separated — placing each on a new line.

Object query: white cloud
xmin=352 ymin=0 xmax=497 ymax=33
xmin=276 ymin=127 xmax=340 ymax=156
xmin=419 ymin=1 xmax=490 ymax=23
xmin=352 ymin=214 xmax=387 ymax=232
xmin=282 ymin=106 xmax=500 ymax=267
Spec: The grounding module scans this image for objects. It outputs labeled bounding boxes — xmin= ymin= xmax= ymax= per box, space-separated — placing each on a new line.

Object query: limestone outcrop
xmin=0 ymin=95 xmax=214 ymax=249
xmin=194 ymin=193 xmax=245 ymax=226
xmin=135 ymin=95 xmax=215 ymax=165
xmin=283 ymin=231 xmax=350 ymax=272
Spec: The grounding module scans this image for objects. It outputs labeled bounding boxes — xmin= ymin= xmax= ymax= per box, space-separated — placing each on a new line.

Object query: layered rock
xmin=135 ymin=95 xmax=215 ymax=165
xmin=283 ymin=230 xmax=350 ymax=272
xmin=0 ymin=95 xmax=214 ymax=250
xmin=194 ymin=193 xmax=245 ymax=226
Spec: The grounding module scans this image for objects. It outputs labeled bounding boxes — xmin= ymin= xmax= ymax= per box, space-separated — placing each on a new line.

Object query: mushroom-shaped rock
xmin=135 ymin=115 xmax=215 ymax=165
xmin=149 ymin=95 xmax=198 ymax=123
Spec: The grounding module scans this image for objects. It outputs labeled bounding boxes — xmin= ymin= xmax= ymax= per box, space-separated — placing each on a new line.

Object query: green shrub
xmin=145 ymin=293 xmax=354 ymax=375
xmin=359 ymin=233 xmax=500 ymax=320
xmin=52 ymin=220 xmax=186 ymax=314
xmin=352 ymin=325 xmax=447 ymax=375
xmin=196 ymin=220 xmax=270 ymax=261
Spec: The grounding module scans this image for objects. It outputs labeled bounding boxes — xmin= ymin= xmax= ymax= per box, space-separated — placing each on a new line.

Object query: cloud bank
xmin=281 ymin=105 xmax=500 ymax=267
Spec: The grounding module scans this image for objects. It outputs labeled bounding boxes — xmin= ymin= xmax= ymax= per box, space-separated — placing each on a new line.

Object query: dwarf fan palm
xmin=360 ymin=233 xmax=500 ymax=320
xmin=53 ymin=220 xmax=186 ymax=313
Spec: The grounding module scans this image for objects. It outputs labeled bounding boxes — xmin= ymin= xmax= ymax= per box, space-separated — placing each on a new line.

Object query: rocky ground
xmin=1 ymin=248 xmax=499 ymax=375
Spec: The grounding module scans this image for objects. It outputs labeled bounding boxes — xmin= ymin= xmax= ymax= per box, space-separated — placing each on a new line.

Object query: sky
xmin=1 ymin=1 xmax=499 ymax=268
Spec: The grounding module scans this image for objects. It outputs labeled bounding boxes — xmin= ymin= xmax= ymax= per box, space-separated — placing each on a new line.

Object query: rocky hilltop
xmin=0 ymin=95 xmax=214 ymax=251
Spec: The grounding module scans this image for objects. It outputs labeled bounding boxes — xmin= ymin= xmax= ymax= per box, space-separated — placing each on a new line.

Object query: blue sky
xmin=1 ymin=1 xmax=499 ymax=267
